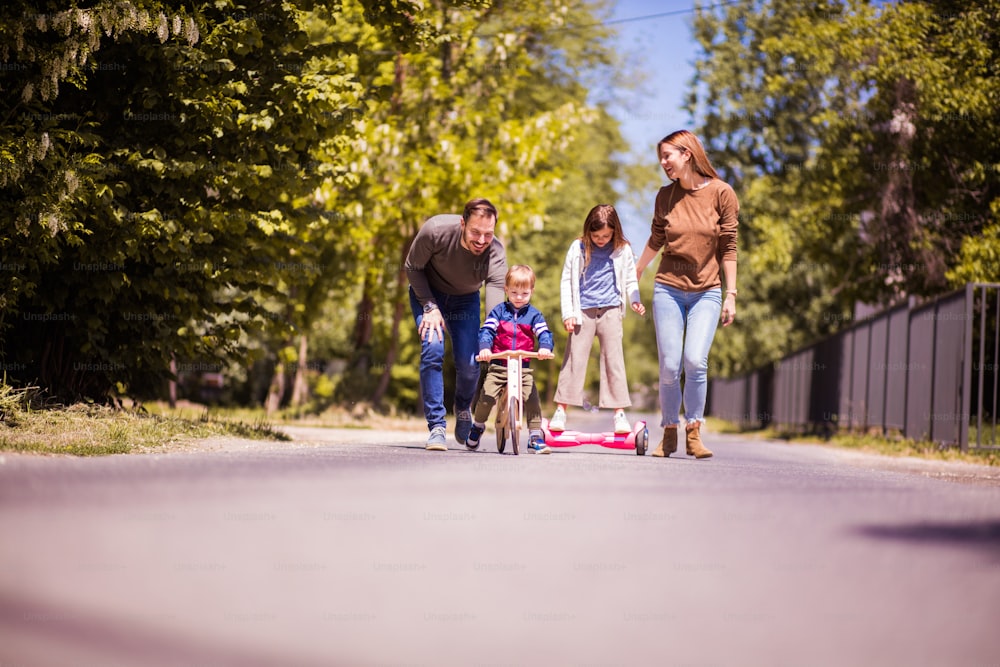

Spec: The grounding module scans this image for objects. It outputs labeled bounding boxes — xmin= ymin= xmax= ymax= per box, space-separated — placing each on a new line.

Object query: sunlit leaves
xmin=690 ymin=0 xmax=1000 ymax=375
xmin=0 ymin=0 xmax=364 ymax=398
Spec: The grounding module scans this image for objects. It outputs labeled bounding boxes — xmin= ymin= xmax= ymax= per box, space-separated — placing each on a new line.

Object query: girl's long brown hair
xmin=580 ymin=204 xmax=628 ymax=268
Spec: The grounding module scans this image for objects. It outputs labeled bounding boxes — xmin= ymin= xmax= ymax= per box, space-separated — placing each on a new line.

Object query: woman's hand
xmin=631 ymin=301 xmax=646 ymax=316
xmin=563 ymin=317 xmax=577 ymax=332
xmin=721 ymin=293 xmax=737 ymax=326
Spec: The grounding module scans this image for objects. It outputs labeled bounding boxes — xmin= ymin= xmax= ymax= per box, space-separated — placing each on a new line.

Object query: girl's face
xmin=659 ymin=143 xmax=690 ymax=182
xmin=589 ymin=227 xmax=614 ymax=248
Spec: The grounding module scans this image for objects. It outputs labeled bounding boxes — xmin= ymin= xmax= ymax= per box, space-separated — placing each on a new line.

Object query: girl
xmin=549 ymin=204 xmax=645 ymax=434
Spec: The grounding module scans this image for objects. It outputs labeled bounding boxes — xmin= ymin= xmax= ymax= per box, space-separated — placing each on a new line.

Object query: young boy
xmin=467 ymin=265 xmax=555 ymax=454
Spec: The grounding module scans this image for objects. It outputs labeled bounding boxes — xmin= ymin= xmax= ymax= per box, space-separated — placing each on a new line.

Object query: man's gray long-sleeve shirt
xmin=405 ymin=214 xmax=508 ymax=313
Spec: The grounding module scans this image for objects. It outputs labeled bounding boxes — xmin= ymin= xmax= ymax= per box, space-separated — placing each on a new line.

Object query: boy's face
xmin=506 ymin=284 xmax=532 ymax=310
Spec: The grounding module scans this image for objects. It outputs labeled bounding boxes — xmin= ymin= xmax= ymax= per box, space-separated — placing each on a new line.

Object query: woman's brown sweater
xmin=646 ymin=179 xmax=739 ymax=292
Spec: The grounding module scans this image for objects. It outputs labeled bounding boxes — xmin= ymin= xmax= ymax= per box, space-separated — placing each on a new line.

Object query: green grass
xmin=706 ymin=417 xmax=1000 ymax=467
xmin=0 ymin=395 xmax=289 ymax=457
xmin=143 ymin=401 xmax=426 ymax=432
xmin=0 ymin=378 xmax=429 ymax=457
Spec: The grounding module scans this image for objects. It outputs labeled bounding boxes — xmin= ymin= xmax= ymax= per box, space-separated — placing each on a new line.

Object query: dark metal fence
xmin=708 ymin=283 xmax=1000 ymax=450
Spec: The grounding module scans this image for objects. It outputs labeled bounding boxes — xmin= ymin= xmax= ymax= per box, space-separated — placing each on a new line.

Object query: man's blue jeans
xmin=409 ymin=287 xmax=482 ymax=431
xmin=652 ymin=284 xmax=722 ymax=427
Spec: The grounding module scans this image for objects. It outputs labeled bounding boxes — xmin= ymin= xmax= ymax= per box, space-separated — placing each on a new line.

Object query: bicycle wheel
xmin=509 ymin=391 xmax=520 ymax=455
xmin=496 ymin=391 xmax=507 ymax=453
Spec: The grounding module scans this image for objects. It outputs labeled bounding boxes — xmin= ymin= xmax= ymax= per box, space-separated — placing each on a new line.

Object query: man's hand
xmin=420 ymin=309 xmax=445 ymax=342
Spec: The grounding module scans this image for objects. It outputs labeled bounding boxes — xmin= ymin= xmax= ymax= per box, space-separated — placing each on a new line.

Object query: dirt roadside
xmin=820 ymin=447 xmax=1000 ymax=486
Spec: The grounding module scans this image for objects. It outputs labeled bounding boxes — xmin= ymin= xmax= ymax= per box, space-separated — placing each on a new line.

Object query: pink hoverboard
xmin=542 ymin=419 xmax=648 ymax=455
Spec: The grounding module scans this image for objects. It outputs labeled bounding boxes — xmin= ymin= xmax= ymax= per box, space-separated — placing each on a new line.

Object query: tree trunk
xmin=352 ymin=279 xmax=375 ymax=377
xmin=168 ymin=354 xmax=177 ymax=408
xmin=372 ymin=237 xmax=415 ymax=408
xmin=372 ymin=280 xmax=406 ymax=409
xmin=265 ymin=360 xmax=286 ymax=416
xmin=290 ymin=334 xmax=310 ymax=408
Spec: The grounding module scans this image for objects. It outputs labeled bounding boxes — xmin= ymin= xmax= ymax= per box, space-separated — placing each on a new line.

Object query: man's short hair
xmin=463 ymin=198 xmax=498 ymax=223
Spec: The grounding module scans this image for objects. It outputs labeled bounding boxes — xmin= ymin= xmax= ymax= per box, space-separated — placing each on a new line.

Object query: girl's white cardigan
xmin=560 ymin=240 xmax=641 ymax=324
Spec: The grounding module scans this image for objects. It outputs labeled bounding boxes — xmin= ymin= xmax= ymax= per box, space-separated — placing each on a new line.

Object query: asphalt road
xmin=2 ymin=413 xmax=1000 ymax=667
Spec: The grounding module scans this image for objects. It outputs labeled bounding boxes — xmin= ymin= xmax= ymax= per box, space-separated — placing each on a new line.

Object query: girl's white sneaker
xmin=613 ymin=411 xmax=631 ymax=434
xmin=548 ymin=407 xmax=567 ymax=431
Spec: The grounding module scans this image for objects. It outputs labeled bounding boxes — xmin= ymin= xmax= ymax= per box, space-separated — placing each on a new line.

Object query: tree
xmin=318 ymin=0 xmax=626 ymax=410
xmin=0 ymin=0 xmax=366 ymax=400
xmin=688 ymin=0 xmax=1000 ymax=376
xmin=0 ymin=0 xmax=661 ymax=414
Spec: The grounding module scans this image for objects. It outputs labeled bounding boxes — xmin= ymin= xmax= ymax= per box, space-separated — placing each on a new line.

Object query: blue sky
xmin=607 ymin=0 xmax=702 ymax=155
xmin=604 ymin=0 xmax=706 ymax=243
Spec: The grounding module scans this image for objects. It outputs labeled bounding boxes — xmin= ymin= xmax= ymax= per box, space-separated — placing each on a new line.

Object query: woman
xmin=635 ymin=130 xmax=739 ymax=459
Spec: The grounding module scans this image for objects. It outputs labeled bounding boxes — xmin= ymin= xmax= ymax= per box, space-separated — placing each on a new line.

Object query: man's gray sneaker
xmin=455 ymin=409 xmax=473 ymax=444
xmin=426 ymin=426 xmax=448 ymax=451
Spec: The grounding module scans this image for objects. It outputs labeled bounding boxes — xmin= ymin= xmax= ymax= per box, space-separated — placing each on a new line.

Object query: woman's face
xmin=659 ymin=143 xmax=689 ymax=181
xmin=589 ymin=227 xmax=614 ymax=248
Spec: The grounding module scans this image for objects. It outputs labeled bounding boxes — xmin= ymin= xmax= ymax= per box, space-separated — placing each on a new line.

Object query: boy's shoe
xmin=466 ymin=423 xmax=485 ymax=451
xmin=528 ymin=434 xmax=551 ymax=455
xmin=425 ymin=426 xmax=448 ymax=451
xmin=455 ymin=409 xmax=472 ymax=444
xmin=613 ymin=411 xmax=631 ymax=434
xmin=548 ymin=407 xmax=567 ymax=431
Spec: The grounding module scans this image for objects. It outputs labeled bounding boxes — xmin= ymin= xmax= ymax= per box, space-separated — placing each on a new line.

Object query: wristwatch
xmin=423 ymin=302 xmax=438 ymax=314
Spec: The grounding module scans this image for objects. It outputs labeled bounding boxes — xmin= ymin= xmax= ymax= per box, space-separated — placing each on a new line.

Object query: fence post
xmin=960 ymin=283 xmax=974 ymax=452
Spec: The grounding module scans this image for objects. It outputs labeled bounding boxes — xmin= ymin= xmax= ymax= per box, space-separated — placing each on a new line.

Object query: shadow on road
xmin=0 ymin=591 xmax=326 ymax=667
xmin=853 ymin=520 xmax=1000 ymax=557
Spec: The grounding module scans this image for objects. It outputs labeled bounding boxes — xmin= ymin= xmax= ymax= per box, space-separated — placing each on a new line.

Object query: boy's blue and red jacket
xmin=479 ymin=301 xmax=554 ymax=365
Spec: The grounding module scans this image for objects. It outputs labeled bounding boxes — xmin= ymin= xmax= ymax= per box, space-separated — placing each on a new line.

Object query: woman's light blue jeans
xmin=409 ymin=287 xmax=482 ymax=431
xmin=652 ymin=284 xmax=722 ymax=427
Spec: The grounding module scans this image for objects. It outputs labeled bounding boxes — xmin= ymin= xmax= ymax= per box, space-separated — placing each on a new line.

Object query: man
xmin=406 ymin=198 xmax=508 ymax=451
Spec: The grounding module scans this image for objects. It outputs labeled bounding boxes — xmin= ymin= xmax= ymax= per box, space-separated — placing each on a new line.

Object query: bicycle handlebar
xmin=483 ymin=349 xmax=547 ymax=360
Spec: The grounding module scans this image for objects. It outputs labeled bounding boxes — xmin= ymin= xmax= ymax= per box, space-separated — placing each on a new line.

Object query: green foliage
xmin=1 ymin=0 xmax=365 ymax=399
xmin=0 ymin=0 xmax=644 ymax=412
xmin=947 ymin=201 xmax=1000 ymax=285
xmin=322 ymin=0 xmax=632 ymax=408
xmin=0 ymin=377 xmax=36 ymax=427
xmin=689 ymin=0 xmax=1000 ymax=376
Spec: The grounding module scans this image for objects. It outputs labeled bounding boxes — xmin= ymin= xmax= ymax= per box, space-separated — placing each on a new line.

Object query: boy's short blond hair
xmin=505 ymin=265 xmax=535 ymax=290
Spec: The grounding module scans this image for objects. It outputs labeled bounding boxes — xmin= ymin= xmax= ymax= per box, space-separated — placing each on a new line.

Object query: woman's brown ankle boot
xmin=651 ymin=425 xmax=678 ymax=457
xmin=685 ymin=422 xmax=713 ymax=459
